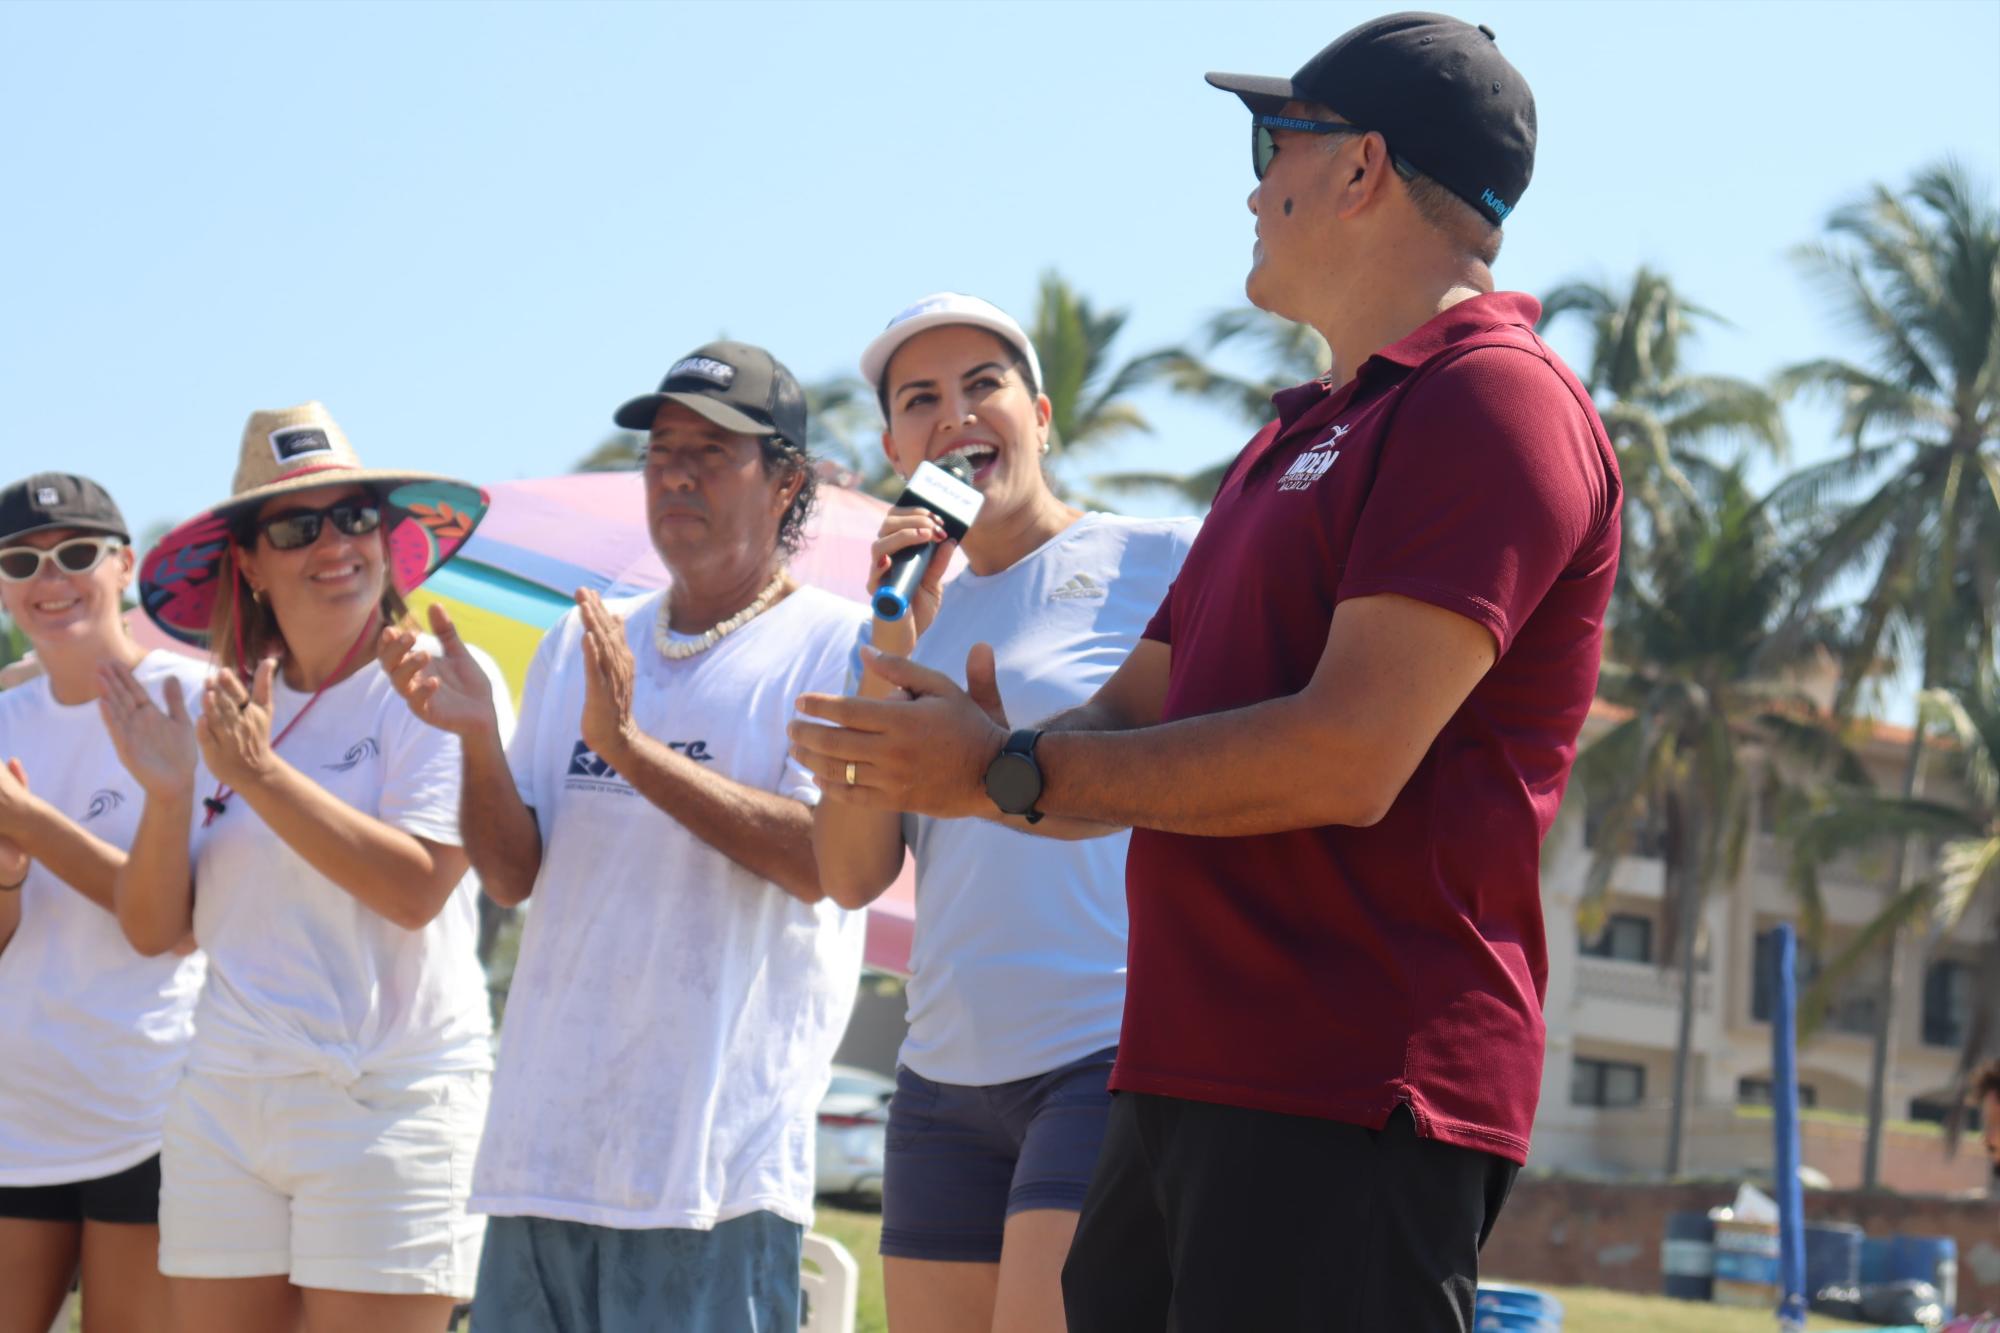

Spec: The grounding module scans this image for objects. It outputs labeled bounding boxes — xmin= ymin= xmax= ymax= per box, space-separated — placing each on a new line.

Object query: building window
xmin=1738 ymin=1077 xmax=1818 ymax=1109
xmin=1910 ymin=1096 xmax=1985 ymax=1130
xmin=1571 ymin=1058 xmax=1646 ymax=1108
xmin=1921 ymin=959 xmax=1972 ymax=1049
xmin=1581 ymin=913 xmax=1654 ymax=964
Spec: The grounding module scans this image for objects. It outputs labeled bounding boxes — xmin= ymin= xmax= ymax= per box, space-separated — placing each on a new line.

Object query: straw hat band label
xmin=270 ymin=425 xmax=336 ymax=464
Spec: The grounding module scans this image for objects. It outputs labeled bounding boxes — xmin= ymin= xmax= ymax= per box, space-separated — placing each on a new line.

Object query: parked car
xmin=816 ymin=1064 xmax=893 ymax=1199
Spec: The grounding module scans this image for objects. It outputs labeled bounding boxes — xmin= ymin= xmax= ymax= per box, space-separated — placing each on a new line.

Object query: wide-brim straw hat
xmin=139 ymin=401 xmax=488 ymax=646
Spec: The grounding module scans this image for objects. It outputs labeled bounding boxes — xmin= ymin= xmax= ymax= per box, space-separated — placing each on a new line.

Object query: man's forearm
xmin=1038 ymin=694 xmax=1393 ymax=837
xmin=604 ymin=730 xmax=823 ymax=904
xmin=461 ymin=727 xmax=543 ymax=908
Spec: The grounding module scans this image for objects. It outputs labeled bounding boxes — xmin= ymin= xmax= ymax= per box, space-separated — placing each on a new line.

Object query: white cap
xmin=859 ymin=292 xmax=1043 ymax=400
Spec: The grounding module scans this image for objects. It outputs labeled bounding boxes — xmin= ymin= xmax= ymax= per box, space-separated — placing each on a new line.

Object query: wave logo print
xmin=323 ymin=738 xmax=380 ymax=773
xmin=83 ymin=789 xmax=125 ymax=822
xmin=566 ymin=739 xmax=634 ymax=795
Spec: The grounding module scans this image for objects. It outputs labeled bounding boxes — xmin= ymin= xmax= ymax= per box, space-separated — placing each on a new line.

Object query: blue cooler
xmin=1890 ymin=1235 xmax=1958 ymax=1317
xmin=1804 ymin=1222 xmax=1863 ymax=1295
xmin=1475 ymin=1283 xmax=1564 ymax=1331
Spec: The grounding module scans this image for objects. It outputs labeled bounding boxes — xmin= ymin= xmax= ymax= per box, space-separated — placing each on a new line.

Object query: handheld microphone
xmin=874 ymin=454 xmax=984 ymax=621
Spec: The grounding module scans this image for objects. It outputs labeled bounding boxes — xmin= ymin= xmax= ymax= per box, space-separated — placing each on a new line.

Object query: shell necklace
xmin=654 ymin=567 xmax=790 ymax=660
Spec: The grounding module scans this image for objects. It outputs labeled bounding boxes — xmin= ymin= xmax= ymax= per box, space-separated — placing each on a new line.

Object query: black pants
xmin=1061 ymin=1094 xmax=1517 ymax=1333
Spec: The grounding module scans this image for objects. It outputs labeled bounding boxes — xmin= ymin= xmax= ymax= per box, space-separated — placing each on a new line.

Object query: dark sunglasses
xmin=255 ymin=501 xmax=382 ymax=551
xmin=1251 ymin=113 xmax=1374 ymax=181
xmin=0 ymin=535 xmax=125 ymax=582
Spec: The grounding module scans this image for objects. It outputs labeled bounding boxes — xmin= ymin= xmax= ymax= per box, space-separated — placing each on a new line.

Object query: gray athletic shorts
xmin=880 ymin=1046 xmax=1116 ymax=1264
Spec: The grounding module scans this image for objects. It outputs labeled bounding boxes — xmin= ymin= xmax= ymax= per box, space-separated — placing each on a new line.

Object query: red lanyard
xmin=200 ymin=621 xmax=374 ymax=827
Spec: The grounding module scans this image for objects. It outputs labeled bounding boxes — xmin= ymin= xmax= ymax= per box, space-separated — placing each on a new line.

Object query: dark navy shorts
xmin=880 ymin=1046 xmax=1116 ymax=1264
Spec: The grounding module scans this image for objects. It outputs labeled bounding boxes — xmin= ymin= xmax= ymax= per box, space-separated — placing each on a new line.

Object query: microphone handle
xmin=874 ymin=542 xmax=936 ymax=621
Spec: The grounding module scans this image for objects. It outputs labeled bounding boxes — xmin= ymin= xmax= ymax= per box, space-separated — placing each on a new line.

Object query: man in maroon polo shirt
xmin=791 ymin=12 xmax=1620 ymax=1330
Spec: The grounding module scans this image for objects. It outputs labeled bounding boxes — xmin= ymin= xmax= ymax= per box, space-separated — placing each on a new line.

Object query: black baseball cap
xmin=0 ymin=472 xmax=130 ymax=545
xmin=1207 ymin=11 xmax=1536 ymax=227
xmin=613 ymin=340 xmax=809 ymax=452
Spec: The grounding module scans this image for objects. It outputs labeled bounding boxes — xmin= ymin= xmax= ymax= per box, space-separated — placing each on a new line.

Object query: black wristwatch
xmin=983 ymin=728 xmax=1046 ymax=825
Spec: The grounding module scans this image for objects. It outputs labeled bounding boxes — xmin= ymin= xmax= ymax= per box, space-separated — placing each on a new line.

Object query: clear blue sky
xmin=4 ymin=0 xmax=1997 ymax=546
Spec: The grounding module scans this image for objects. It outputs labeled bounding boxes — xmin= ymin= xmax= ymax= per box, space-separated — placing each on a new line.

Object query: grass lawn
xmin=813 ymin=1202 xmax=1874 ymax=1333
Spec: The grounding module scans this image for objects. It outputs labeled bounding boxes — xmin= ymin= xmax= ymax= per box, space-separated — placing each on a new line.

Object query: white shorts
xmin=159 ymin=1064 xmax=488 ymax=1297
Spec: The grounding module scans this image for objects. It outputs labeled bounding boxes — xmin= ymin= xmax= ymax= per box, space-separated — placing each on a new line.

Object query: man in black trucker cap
xmin=1043 ymin=14 xmax=1621 ymax=1333
xmin=380 ymin=339 xmax=871 ymax=1333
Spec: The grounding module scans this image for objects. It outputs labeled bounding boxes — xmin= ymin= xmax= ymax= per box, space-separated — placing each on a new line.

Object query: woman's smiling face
xmin=879 ymin=323 xmax=1052 ymax=533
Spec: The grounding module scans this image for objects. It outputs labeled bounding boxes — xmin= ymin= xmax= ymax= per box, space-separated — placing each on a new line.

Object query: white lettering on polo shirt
xmin=1277 ymin=422 xmax=1349 ymax=493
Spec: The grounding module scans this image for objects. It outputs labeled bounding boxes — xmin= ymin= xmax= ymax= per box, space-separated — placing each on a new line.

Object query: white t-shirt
xmin=0 ymin=651 xmax=208 ymax=1185
xmin=901 ymin=513 xmax=1198 ymax=1086
xmin=474 ymin=586 xmax=869 ymax=1231
xmin=185 ymin=639 xmax=508 ymax=1085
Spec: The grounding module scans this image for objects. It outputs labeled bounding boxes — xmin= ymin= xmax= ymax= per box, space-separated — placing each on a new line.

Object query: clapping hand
xmin=380 ymin=603 xmax=499 ymax=739
xmin=577 ymin=589 xmax=637 ymax=762
xmin=97 ymin=662 xmax=198 ymax=799
xmin=198 ymin=663 xmax=278 ymax=791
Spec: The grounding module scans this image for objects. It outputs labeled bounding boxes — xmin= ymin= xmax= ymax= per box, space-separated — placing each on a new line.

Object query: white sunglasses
xmin=0 ymin=535 xmax=126 ymax=583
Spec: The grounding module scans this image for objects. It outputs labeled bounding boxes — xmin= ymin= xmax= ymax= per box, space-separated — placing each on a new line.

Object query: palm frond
xmin=1798 ymin=877 xmax=1935 ymax=1039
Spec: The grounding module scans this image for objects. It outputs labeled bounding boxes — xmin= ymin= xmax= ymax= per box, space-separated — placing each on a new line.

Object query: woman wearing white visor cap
xmin=794 ymin=293 xmax=1199 ymax=1332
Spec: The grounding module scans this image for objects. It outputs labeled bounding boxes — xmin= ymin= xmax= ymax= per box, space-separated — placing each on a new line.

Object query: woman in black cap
xmin=0 ymin=472 xmax=206 ymax=1333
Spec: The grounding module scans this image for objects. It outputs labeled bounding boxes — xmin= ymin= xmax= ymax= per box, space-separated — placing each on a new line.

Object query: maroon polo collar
xmin=1270 ymin=290 xmax=1546 ymax=435
xmin=1368 ymin=290 xmax=1544 ymax=370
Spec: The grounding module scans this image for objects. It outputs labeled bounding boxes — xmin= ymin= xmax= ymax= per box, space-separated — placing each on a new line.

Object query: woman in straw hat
xmin=0 ymin=473 xmax=205 ymax=1333
xmin=792 ymin=294 xmax=1197 ymax=1333
xmin=98 ymin=403 xmax=506 ymax=1333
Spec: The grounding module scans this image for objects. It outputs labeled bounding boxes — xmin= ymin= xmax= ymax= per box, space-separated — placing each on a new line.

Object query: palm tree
xmin=1540 ymin=267 xmax=1788 ymax=543
xmin=1097 ymin=307 xmax=1330 ymax=506
xmin=571 ymin=431 xmax=645 ymax=473
xmin=1570 ymin=466 xmax=1851 ymax=1177
xmin=1785 ymin=678 xmax=2000 ymax=1149
xmin=1027 ymin=271 xmax=1181 ymax=463
xmin=1771 ymin=160 xmax=2000 ymax=1187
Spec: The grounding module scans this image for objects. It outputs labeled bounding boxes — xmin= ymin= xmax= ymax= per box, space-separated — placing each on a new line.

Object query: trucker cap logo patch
xmin=35 ymin=486 xmax=60 ymax=505
xmin=669 ymin=356 xmax=736 ymax=389
xmin=269 ymin=426 xmax=335 ymax=463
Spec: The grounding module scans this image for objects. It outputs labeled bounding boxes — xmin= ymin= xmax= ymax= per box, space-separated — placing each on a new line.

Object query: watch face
xmin=984 ymin=750 xmax=1042 ymax=815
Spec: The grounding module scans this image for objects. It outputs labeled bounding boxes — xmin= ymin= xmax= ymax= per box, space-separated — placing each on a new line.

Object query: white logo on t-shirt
xmin=1277 ymin=424 xmax=1349 ymax=493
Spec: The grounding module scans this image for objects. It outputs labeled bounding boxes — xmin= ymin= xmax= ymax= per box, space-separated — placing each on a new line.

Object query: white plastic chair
xmin=800 ymin=1231 xmax=859 ymax=1333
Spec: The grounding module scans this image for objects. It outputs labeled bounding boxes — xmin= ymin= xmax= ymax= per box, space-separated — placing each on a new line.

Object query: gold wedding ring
xmin=844 ymin=762 xmax=858 ymax=787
